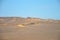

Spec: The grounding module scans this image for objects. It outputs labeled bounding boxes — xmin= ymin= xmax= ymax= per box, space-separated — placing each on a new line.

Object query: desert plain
xmin=0 ymin=17 xmax=60 ymax=40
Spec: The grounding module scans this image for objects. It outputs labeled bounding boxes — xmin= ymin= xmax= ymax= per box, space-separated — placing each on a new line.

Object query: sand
xmin=0 ymin=17 xmax=60 ymax=40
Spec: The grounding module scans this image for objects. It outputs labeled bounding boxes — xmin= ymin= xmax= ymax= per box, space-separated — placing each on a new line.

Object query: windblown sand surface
xmin=0 ymin=17 xmax=60 ymax=40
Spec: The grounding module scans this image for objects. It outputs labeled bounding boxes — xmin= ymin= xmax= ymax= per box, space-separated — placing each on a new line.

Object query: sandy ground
xmin=0 ymin=17 xmax=60 ymax=40
xmin=0 ymin=23 xmax=60 ymax=40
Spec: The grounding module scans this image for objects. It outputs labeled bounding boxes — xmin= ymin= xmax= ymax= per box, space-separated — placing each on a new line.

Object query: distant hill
xmin=0 ymin=17 xmax=60 ymax=26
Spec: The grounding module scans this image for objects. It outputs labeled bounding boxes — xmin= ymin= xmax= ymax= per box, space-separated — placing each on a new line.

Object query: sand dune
xmin=0 ymin=17 xmax=60 ymax=40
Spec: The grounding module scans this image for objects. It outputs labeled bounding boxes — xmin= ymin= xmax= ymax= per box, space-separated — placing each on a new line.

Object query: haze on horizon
xmin=0 ymin=0 xmax=60 ymax=20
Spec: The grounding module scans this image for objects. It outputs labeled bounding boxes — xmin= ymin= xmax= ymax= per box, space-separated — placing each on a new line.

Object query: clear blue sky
xmin=0 ymin=0 xmax=60 ymax=19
